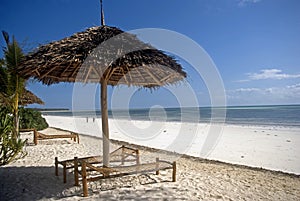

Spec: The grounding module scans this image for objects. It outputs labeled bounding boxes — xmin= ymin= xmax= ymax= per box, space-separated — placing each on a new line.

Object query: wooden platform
xmin=55 ymin=145 xmax=140 ymax=183
xmin=20 ymin=128 xmax=79 ymax=145
xmin=79 ymin=158 xmax=176 ymax=197
xmin=55 ymin=145 xmax=176 ymax=197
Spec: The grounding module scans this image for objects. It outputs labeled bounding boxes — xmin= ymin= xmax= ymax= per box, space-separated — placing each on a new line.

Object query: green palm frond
xmin=1 ymin=32 xmax=25 ymax=138
xmin=0 ymin=65 xmax=8 ymax=94
xmin=2 ymin=31 xmax=10 ymax=45
xmin=5 ymin=37 xmax=23 ymax=72
xmin=1 ymin=31 xmax=44 ymax=138
xmin=1 ymin=35 xmax=25 ymax=96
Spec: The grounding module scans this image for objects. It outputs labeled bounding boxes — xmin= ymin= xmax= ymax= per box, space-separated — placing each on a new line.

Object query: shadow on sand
xmin=0 ymin=166 xmax=82 ymax=201
xmin=0 ymin=165 xmax=175 ymax=200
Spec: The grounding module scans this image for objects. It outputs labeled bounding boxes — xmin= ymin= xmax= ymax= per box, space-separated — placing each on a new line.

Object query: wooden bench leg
xmin=172 ymin=161 xmax=177 ymax=182
xmin=76 ymin=134 xmax=80 ymax=144
xmin=121 ymin=145 xmax=125 ymax=165
xmin=55 ymin=157 xmax=59 ymax=176
xmin=136 ymin=150 xmax=140 ymax=165
xmin=33 ymin=129 xmax=38 ymax=145
xmin=63 ymin=162 xmax=67 ymax=183
xmin=135 ymin=150 xmax=140 ymax=172
xmin=74 ymin=157 xmax=79 ymax=186
xmin=156 ymin=158 xmax=160 ymax=175
xmin=82 ymin=161 xmax=88 ymax=197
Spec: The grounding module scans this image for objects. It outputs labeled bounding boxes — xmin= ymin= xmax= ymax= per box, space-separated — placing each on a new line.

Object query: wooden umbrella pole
xmin=100 ymin=0 xmax=105 ymax=26
xmin=101 ymin=79 xmax=109 ymax=167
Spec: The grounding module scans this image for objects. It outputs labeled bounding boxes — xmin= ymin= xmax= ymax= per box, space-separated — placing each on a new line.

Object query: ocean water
xmin=41 ymin=105 xmax=300 ymax=127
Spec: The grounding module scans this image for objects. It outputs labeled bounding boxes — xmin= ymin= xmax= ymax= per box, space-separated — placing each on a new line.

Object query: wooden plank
xmin=86 ymin=166 xmax=174 ymax=182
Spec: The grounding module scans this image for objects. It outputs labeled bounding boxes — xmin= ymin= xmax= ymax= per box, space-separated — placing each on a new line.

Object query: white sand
xmin=1 ymin=116 xmax=300 ymax=200
xmin=44 ymin=116 xmax=300 ymax=174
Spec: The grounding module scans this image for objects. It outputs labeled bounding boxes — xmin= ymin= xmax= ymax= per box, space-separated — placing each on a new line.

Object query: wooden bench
xmin=55 ymin=145 xmax=140 ymax=183
xmin=20 ymin=128 xmax=79 ymax=145
xmin=79 ymin=158 xmax=176 ymax=197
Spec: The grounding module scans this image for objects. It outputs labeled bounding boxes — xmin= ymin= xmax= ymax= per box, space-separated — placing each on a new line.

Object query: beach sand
xmin=45 ymin=116 xmax=300 ymax=174
xmin=1 ymin=117 xmax=300 ymax=200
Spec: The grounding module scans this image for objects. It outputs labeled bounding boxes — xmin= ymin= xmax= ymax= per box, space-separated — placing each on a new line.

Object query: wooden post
xmin=172 ymin=161 xmax=177 ymax=182
xmin=74 ymin=157 xmax=79 ymax=186
xmin=101 ymin=80 xmax=110 ymax=167
xmin=135 ymin=150 xmax=140 ymax=173
xmin=55 ymin=157 xmax=58 ymax=176
xmin=82 ymin=161 xmax=88 ymax=197
xmin=136 ymin=150 xmax=140 ymax=165
xmin=121 ymin=145 xmax=125 ymax=165
xmin=77 ymin=134 xmax=80 ymax=144
xmin=100 ymin=0 xmax=105 ymax=26
xmin=63 ymin=162 xmax=67 ymax=183
xmin=33 ymin=129 xmax=38 ymax=145
xmin=156 ymin=158 xmax=159 ymax=175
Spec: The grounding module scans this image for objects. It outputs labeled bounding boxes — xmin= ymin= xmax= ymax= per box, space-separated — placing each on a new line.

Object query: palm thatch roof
xmin=18 ymin=26 xmax=186 ymax=87
xmin=19 ymin=89 xmax=44 ymax=106
xmin=0 ymin=89 xmax=44 ymax=106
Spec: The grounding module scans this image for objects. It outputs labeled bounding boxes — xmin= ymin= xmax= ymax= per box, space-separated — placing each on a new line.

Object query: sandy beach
xmin=1 ymin=116 xmax=300 ymax=200
xmin=45 ymin=116 xmax=300 ymax=174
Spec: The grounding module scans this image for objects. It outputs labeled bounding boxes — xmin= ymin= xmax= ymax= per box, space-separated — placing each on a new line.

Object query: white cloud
xmin=227 ymin=83 xmax=300 ymax=105
xmin=287 ymin=83 xmax=300 ymax=89
xmin=233 ymin=88 xmax=260 ymax=92
xmin=238 ymin=0 xmax=261 ymax=6
xmin=239 ymin=69 xmax=300 ymax=81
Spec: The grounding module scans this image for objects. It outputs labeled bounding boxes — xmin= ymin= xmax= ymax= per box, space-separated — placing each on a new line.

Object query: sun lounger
xmin=55 ymin=145 xmax=176 ymax=197
xmin=20 ymin=128 xmax=79 ymax=145
xmin=79 ymin=158 xmax=176 ymax=197
xmin=54 ymin=145 xmax=140 ymax=183
xmin=34 ymin=131 xmax=79 ymax=145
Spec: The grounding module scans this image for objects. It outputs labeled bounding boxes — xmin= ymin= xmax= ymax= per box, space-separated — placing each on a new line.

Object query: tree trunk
xmin=12 ymin=76 xmax=19 ymax=140
xmin=12 ymin=97 xmax=19 ymax=140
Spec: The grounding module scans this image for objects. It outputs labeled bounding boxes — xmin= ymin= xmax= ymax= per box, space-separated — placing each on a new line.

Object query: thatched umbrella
xmin=18 ymin=1 xmax=186 ymax=166
xmin=0 ymin=89 xmax=44 ymax=106
xmin=19 ymin=89 xmax=44 ymax=106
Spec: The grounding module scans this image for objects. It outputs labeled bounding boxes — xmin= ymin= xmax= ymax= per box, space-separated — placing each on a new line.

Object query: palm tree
xmin=0 ymin=31 xmax=25 ymax=139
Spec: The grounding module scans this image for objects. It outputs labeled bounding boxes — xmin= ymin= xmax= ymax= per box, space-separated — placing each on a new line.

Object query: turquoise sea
xmin=41 ymin=105 xmax=300 ymax=127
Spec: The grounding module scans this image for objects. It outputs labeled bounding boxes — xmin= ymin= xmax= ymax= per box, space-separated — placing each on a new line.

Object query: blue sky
xmin=0 ymin=0 xmax=300 ymax=109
